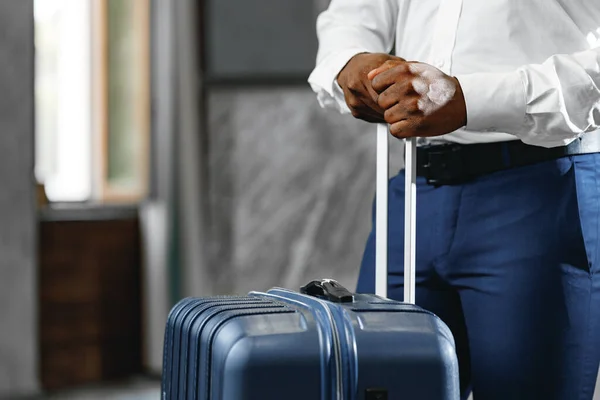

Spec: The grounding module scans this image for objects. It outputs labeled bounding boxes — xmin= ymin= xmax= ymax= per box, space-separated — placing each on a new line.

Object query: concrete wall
xmin=0 ymin=0 xmax=38 ymax=397
xmin=205 ymin=86 xmax=404 ymax=295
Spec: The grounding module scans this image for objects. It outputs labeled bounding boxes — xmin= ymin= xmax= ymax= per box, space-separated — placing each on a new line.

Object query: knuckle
xmin=351 ymin=109 xmax=361 ymax=118
xmin=384 ymin=111 xmax=395 ymax=125
xmin=384 ymin=58 xmax=405 ymax=68
xmin=347 ymin=98 xmax=361 ymax=109
xmin=410 ymin=98 xmax=422 ymax=113
xmin=406 ymin=80 xmax=419 ymax=94
xmin=376 ymin=92 xmax=387 ymax=108
xmin=378 ymin=92 xmax=396 ymax=109
xmin=371 ymin=79 xmax=383 ymax=93
xmin=393 ymin=62 xmax=408 ymax=74
xmin=347 ymin=79 xmax=362 ymax=91
xmin=390 ymin=128 xmax=403 ymax=138
xmin=409 ymin=108 xmax=421 ymax=116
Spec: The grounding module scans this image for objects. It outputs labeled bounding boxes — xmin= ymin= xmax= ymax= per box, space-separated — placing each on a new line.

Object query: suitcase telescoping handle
xmin=376 ymin=124 xmax=417 ymax=304
xmin=300 ymin=125 xmax=417 ymax=305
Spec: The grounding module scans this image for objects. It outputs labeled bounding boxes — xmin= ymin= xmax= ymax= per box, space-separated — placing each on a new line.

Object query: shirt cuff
xmin=308 ymin=48 xmax=369 ymax=114
xmin=455 ymin=71 xmax=527 ymax=134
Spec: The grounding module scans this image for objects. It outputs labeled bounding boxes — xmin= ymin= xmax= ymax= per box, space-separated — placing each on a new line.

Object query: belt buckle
xmin=422 ymin=144 xmax=464 ymax=186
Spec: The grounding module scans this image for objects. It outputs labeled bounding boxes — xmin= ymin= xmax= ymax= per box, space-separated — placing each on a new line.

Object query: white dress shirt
xmin=308 ymin=0 xmax=600 ymax=148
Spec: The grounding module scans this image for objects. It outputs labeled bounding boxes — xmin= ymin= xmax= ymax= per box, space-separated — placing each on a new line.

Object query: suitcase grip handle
xmin=300 ymin=279 xmax=355 ymax=303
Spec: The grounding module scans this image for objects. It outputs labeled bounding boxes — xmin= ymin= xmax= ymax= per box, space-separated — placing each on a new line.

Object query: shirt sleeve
xmin=456 ymin=46 xmax=600 ymax=148
xmin=307 ymin=0 xmax=399 ymax=114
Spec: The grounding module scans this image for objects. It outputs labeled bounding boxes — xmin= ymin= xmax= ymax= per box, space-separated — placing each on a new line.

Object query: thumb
xmin=367 ymin=61 xmax=397 ymax=81
xmin=368 ymin=60 xmax=403 ymax=80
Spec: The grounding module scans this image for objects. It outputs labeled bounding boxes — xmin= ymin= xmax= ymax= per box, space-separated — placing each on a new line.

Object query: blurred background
xmin=1 ymin=0 xmax=405 ymax=398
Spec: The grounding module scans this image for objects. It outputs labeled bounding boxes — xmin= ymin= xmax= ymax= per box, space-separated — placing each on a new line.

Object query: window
xmin=35 ymin=0 xmax=150 ymax=203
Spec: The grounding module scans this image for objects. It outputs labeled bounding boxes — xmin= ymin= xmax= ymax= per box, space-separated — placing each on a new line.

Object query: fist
xmin=368 ymin=60 xmax=467 ymax=138
xmin=337 ymin=53 xmax=405 ymax=123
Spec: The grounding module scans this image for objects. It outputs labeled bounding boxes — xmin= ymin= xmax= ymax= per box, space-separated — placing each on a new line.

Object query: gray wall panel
xmin=0 ymin=0 xmax=38 ymax=397
xmin=205 ymin=0 xmax=320 ymax=81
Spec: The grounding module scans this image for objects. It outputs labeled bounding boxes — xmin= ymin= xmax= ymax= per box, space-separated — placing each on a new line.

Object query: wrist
xmin=452 ymin=77 xmax=468 ymax=128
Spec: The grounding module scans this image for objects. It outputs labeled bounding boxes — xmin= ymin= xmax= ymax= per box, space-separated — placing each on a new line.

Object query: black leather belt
xmin=414 ymin=131 xmax=600 ymax=186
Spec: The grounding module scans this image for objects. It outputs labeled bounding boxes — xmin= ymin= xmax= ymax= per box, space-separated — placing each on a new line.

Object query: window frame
xmin=92 ymin=0 xmax=151 ymax=204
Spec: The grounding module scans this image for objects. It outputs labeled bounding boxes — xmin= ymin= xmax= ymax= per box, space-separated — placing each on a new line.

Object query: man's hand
xmin=337 ymin=53 xmax=405 ymax=123
xmin=367 ymin=60 xmax=467 ymax=138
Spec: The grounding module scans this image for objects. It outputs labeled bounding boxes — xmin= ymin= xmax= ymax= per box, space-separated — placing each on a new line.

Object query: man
xmin=308 ymin=1 xmax=600 ymax=399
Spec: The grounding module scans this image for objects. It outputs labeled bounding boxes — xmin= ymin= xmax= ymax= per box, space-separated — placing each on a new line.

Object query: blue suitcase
xmin=161 ymin=127 xmax=459 ymax=399
xmin=161 ymin=281 xmax=458 ymax=399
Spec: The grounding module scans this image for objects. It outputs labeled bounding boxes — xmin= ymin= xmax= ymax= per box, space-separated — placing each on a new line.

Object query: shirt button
xmin=434 ymin=59 xmax=445 ymax=69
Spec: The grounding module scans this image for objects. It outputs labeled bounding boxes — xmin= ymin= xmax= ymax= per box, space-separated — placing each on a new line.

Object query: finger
xmin=367 ymin=60 xmax=401 ymax=80
xmin=390 ymin=118 xmax=425 ymax=138
xmin=362 ymin=106 xmax=386 ymax=122
xmin=360 ymin=114 xmax=386 ymax=123
xmin=349 ymin=102 xmax=385 ymax=122
xmin=370 ymin=64 xmax=411 ymax=94
xmin=345 ymin=83 xmax=386 ymax=119
xmin=346 ymin=81 xmax=386 ymax=116
xmin=353 ymin=108 xmax=385 ymax=123
xmin=362 ymin=83 xmax=386 ymax=114
xmin=359 ymin=108 xmax=385 ymax=122
xmin=383 ymin=99 xmax=421 ymax=124
xmin=377 ymin=81 xmax=417 ymax=110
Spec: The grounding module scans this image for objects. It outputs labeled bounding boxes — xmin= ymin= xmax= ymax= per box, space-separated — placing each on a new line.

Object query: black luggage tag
xmin=300 ymin=279 xmax=354 ymax=303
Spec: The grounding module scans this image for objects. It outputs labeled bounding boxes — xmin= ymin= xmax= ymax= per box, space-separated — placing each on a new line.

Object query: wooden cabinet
xmin=39 ymin=212 xmax=142 ymax=390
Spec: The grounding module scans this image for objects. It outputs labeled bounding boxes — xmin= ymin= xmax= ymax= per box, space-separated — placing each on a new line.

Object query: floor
xmin=27 ymin=372 xmax=600 ymax=400
xmin=38 ymin=378 xmax=160 ymax=400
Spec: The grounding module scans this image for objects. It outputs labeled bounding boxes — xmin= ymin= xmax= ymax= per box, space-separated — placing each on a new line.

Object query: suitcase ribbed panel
xmin=163 ymin=297 xmax=256 ymax=398
xmin=162 ymin=297 xmax=278 ymax=400
xmin=200 ymin=307 xmax=295 ymax=399
xmin=186 ymin=302 xmax=283 ymax=399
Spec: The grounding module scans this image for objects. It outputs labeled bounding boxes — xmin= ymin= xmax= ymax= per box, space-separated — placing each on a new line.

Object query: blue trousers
xmin=357 ymin=153 xmax=600 ymax=399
